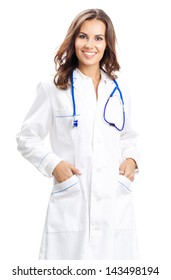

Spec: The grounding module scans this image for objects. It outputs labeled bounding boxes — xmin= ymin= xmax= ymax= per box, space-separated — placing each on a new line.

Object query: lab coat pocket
xmin=52 ymin=175 xmax=80 ymax=194
xmin=53 ymin=109 xmax=80 ymax=141
xmin=115 ymin=175 xmax=134 ymax=230
xmin=46 ymin=175 xmax=85 ymax=232
xmin=117 ymin=174 xmax=132 ymax=194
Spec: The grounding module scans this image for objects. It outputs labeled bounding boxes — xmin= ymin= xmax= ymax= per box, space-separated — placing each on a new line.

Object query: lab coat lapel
xmin=72 ymin=69 xmax=86 ymax=94
xmin=73 ymin=69 xmax=114 ymax=94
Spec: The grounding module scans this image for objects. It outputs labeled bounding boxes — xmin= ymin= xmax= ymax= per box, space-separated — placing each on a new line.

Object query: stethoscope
xmin=71 ymin=72 xmax=125 ymax=131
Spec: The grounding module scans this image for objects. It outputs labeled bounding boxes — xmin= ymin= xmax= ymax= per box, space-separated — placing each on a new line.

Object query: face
xmin=75 ymin=19 xmax=106 ymax=69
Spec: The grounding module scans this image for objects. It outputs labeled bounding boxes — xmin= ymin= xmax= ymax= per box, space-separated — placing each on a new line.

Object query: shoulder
xmin=102 ymin=71 xmax=131 ymax=98
xmin=36 ymin=76 xmax=70 ymax=97
xmin=115 ymin=72 xmax=132 ymax=101
xmin=37 ymin=76 xmax=58 ymax=93
xmin=101 ymin=70 xmax=129 ymax=89
xmin=115 ymin=72 xmax=130 ymax=90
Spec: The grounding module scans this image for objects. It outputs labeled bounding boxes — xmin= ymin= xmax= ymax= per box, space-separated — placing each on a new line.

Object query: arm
xmin=16 ymin=82 xmax=62 ymax=177
xmin=119 ymin=86 xmax=139 ymax=181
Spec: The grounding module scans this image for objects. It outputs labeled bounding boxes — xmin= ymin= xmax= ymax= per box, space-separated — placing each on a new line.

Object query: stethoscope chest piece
xmin=73 ymin=117 xmax=78 ymax=127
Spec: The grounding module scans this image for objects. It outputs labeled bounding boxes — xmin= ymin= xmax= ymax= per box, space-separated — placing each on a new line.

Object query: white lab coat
xmin=17 ymin=69 xmax=139 ymax=260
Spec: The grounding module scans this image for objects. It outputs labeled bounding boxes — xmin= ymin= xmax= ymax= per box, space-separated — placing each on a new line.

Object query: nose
xmin=85 ymin=38 xmax=94 ymax=48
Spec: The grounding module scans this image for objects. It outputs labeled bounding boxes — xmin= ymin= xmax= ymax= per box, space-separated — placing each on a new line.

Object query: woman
xmin=17 ymin=8 xmax=139 ymax=260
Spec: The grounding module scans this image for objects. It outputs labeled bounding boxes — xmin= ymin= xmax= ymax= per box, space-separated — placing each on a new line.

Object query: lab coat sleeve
xmin=120 ymin=90 xmax=140 ymax=168
xmin=16 ymin=82 xmax=62 ymax=177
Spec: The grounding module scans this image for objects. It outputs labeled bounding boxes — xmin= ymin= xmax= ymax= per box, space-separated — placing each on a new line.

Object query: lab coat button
xmin=91 ymin=223 xmax=100 ymax=231
xmin=94 ymin=227 xmax=100 ymax=231
xmin=96 ymin=139 xmax=101 ymax=144
xmin=93 ymin=166 xmax=101 ymax=173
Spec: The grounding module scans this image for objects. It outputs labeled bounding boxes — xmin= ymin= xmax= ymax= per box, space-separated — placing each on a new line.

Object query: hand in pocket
xmin=52 ymin=161 xmax=82 ymax=183
xmin=119 ymin=158 xmax=137 ymax=181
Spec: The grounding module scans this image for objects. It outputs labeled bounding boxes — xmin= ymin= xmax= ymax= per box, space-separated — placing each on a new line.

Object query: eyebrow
xmin=79 ymin=32 xmax=105 ymax=37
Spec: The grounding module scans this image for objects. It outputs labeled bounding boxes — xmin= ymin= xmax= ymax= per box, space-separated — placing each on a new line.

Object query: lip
xmin=82 ymin=51 xmax=97 ymax=58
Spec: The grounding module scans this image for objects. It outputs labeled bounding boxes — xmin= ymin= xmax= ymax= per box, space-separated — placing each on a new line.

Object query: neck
xmin=77 ymin=65 xmax=101 ymax=100
xmin=78 ymin=65 xmax=101 ymax=83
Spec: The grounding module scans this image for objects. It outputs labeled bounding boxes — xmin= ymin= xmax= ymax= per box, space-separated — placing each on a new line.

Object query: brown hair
xmin=54 ymin=9 xmax=120 ymax=89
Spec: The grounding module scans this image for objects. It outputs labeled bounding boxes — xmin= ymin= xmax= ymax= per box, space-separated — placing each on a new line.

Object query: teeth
xmin=84 ymin=52 xmax=96 ymax=56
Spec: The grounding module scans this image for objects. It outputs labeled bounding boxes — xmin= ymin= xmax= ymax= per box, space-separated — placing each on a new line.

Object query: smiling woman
xmin=75 ymin=19 xmax=106 ymax=94
xmin=54 ymin=9 xmax=120 ymax=90
xmin=16 ymin=8 xmax=140 ymax=260
xmin=75 ymin=19 xmax=106 ymax=64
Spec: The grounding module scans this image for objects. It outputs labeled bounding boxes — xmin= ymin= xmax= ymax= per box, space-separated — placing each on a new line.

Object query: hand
xmin=52 ymin=161 xmax=81 ymax=183
xmin=119 ymin=158 xmax=137 ymax=181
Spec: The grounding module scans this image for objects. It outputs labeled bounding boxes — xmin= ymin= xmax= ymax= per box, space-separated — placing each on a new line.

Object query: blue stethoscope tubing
xmin=71 ymin=72 xmax=125 ymax=131
xmin=103 ymin=79 xmax=125 ymax=131
xmin=71 ymin=73 xmax=78 ymax=127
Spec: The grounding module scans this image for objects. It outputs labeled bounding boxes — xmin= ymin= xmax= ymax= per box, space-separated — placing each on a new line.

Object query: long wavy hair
xmin=54 ymin=9 xmax=120 ymax=89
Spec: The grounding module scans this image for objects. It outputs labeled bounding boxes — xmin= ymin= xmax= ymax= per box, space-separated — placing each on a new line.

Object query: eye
xmin=78 ymin=34 xmax=87 ymax=39
xmin=95 ymin=36 xmax=103 ymax=41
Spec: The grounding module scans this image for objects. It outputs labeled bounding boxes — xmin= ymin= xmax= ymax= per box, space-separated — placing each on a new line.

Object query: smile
xmin=82 ymin=51 xmax=96 ymax=58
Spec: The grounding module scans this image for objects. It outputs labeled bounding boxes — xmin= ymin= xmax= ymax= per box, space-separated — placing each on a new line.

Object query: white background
xmin=0 ymin=0 xmax=171 ymax=279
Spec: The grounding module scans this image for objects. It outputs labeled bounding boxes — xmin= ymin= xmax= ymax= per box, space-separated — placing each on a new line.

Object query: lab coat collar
xmin=73 ymin=68 xmax=113 ymax=92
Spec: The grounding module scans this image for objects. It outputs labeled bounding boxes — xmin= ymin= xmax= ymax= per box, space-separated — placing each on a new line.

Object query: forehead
xmin=79 ymin=19 xmax=106 ymax=34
